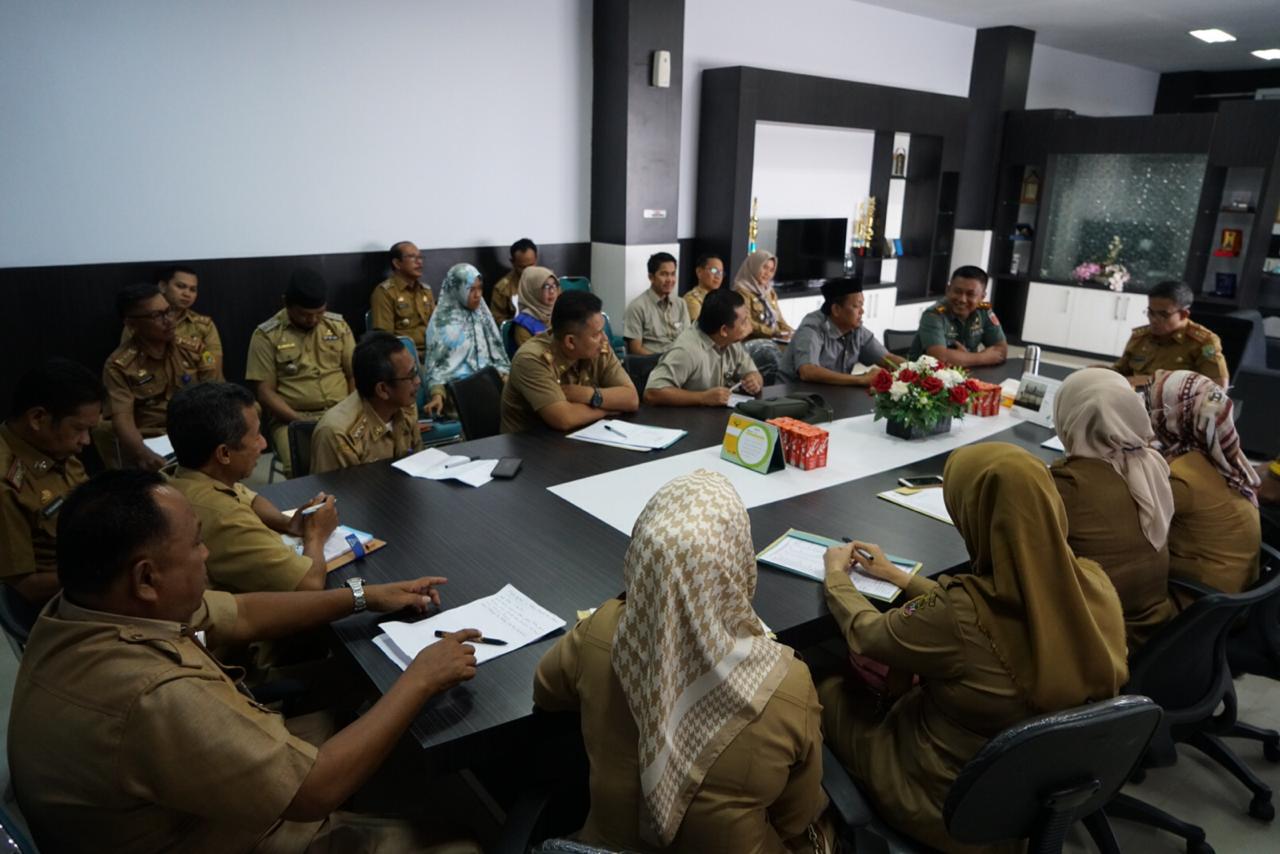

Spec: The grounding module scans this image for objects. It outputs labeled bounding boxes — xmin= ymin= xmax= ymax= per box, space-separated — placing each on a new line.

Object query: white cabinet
xmin=1022 ymin=282 xmax=1073 ymax=348
xmin=777 ymin=294 xmax=821 ymax=329
xmin=1020 ymin=282 xmax=1145 ymax=359
xmin=860 ymin=287 xmax=897 ymax=340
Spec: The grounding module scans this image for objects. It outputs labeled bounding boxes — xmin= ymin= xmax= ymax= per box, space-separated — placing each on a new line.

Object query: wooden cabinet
xmin=1021 ymin=282 xmax=1146 ymax=358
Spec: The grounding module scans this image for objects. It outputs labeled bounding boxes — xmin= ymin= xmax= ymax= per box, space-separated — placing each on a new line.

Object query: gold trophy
xmin=748 ymin=197 xmax=759 ymax=254
xmin=852 ymin=197 xmax=876 ymax=256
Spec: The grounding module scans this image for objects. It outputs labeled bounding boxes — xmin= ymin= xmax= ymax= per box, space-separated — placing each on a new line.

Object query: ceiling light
xmin=1253 ymin=48 xmax=1280 ymax=61
xmin=1189 ymin=29 xmax=1236 ymax=43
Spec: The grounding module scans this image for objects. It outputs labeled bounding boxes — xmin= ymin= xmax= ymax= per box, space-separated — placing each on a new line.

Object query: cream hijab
xmin=516 ymin=265 xmax=558 ymax=325
xmin=732 ymin=250 xmax=778 ymax=326
xmin=612 ymin=469 xmax=790 ymax=846
xmin=943 ymin=444 xmax=1128 ymax=713
xmin=1052 ymin=368 xmax=1174 ymax=549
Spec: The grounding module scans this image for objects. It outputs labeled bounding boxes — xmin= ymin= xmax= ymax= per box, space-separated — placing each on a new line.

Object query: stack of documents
xmin=374 ymin=584 xmax=566 ymax=668
xmin=392 ymin=447 xmax=499 ymax=487
xmin=568 ymin=420 xmax=687 ymax=451
xmin=877 ymin=487 xmax=952 ymax=525
xmin=756 ymin=529 xmax=921 ymax=602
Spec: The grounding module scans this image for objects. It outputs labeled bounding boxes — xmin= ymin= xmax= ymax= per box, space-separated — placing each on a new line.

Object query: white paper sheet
xmin=374 ymin=584 xmax=566 ymax=669
xmin=143 ymin=434 xmax=174 ymax=458
xmin=567 ymin=420 xmax=686 ymax=451
xmin=1042 ymin=434 xmax=1065 ymax=452
xmin=392 ymin=447 xmax=498 ymax=487
xmin=758 ymin=534 xmax=914 ymax=600
xmin=727 ymin=393 xmax=754 ymax=408
xmin=281 ymin=524 xmax=376 ymax=562
xmin=549 ymin=411 xmax=1016 ymax=534
xmin=877 ymin=487 xmax=952 ymax=525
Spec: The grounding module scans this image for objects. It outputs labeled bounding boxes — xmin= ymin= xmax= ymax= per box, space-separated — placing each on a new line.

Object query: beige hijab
xmin=516 ymin=265 xmax=557 ymax=325
xmin=943 ymin=444 xmax=1128 ymax=712
xmin=612 ymin=470 xmax=789 ymax=846
xmin=733 ymin=249 xmax=778 ymax=327
xmin=1053 ymin=368 xmax=1174 ymax=549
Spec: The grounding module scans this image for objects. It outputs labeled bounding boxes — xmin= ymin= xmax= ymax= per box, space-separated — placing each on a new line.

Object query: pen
xmin=441 ymin=457 xmax=471 ymax=469
xmin=603 ymin=423 xmax=630 ymax=439
xmin=435 ymin=630 xmax=508 ymax=646
xmin=841 ymin=537 xmax=875 ymax=563
xmin=300 ymin=499 xmax=333 ymax=516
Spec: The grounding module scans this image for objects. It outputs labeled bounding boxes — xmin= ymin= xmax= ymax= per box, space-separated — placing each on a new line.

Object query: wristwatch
xmin=590 ymin=386 xmax=603 ymax=408
xmin=345 ymin=576 xmax=367 ymax=613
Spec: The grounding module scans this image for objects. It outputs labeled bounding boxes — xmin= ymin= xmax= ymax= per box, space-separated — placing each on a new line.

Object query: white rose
xmin=917 ymin=354 xmax=940 ymax=369
xmin=936 ymin=369 xmax=964 ymax=389
xmin=889 ymin=380 xmax=910 ymax=401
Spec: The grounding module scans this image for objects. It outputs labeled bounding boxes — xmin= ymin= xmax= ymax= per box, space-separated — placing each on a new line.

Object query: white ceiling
xmin=853 ymin=0 xmax=1280 ymax=72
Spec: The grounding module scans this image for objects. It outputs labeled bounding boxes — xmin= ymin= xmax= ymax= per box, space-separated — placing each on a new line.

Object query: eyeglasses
xmin=399 ymin=254 xmax=423 ymax=262
xmin=1144 ymin=308 xmax=1182 ymax=320
xmin=389 ymin=372 xmax=421 ymax=384
xmin=127 ymin=308 xmax=177 ymax=322
xmin=541 ymin=282 xmax=560 ymax=292
xmin=704 ymin=267 xmax=722 ymax=275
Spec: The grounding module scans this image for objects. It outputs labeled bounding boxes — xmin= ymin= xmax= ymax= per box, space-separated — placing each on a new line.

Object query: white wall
xmin=1026 ymin=43 xmax=1159 ymax=117
xmin=0 ymin=0 xmax=592 ymax=268
xmin=680 ymin=0 xmax=976 ymax=239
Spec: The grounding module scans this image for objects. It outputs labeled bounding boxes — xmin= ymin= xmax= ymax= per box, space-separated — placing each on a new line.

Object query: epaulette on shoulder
xmin=379 ymin=279 xmax=395 ymax=291
xmin=1185 ymin=323 xmax=1215 ymax=343
xmin=257 ymin=317 xmax=281 ymax=333
xmin=3 ymin=456 xmax=23 ymax=490
xmin=977 ymin=301 xmax=993 ymax=310
xmin=324 ymin=311 xmax=347 ymax=323
xmin=933 ymin=304 xmax=948 ymax=314
xmin=1129 ymin=325 xmax=1151 ymax=339
xmin=110 ymin=346 xmax=140 ymax=369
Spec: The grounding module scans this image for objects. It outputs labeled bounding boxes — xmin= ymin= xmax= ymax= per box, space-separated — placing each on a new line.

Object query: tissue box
xmin=966 ymin=381 xmax=1002 ymax=417
xmin=767 ymin=417 xmax=830 ymax=470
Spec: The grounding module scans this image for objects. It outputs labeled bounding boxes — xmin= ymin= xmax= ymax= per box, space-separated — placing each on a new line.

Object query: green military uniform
xmin=500 ymin=332 xmax=633 ymax=433
xmin=489 ymin=269 xmax=519 ymax=324
xmin=909 ymin=300 xmax=1006 ymax=359
xmin=1112 ymin=321 xmax=1228 ymax=385
xmin=102 ymin=337 xmax=218 ymax=449
xmin=0 ymin=424 xmax=86 ymax=586
xmin=169 ymin=467 xmax=313 ymax=592
xmin=246 ymin=309 xmax=354 ymax=475
xmin=310 ymin=391 xmax=423 ymax=474
xmin=370 ymin=276 xmax=436 ymax=353
xmin=120 ymin=308 xmax=223 ymax=379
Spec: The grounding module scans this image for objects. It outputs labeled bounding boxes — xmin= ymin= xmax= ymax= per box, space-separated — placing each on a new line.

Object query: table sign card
xmin=720 ymin=413 xmax=784 ymax=474
xmin=1008 ymin=372 xmax=1061 ymax=429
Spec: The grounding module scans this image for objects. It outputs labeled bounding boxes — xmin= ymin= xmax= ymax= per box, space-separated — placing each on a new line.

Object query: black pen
xmin=841 ymin=537 xmax=875 ymax=563
xmin=603 ymin=422 xmax=630 ymax=439
xmin=435 ymin=630 xmax=508 ymax=646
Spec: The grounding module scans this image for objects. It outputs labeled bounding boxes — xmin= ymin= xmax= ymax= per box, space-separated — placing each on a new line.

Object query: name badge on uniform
xmin=284 ymin=361 xmax=299 ymax=374
xmin=40 ymin=495 xmax=65 ymax=518
xmin=130 ymin=373 xmax=155 ymax=387
xmin=323 ymin=333 xmax=339 ymax=342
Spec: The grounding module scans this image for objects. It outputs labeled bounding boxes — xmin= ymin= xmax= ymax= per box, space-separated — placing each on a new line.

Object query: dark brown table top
xmin=259 ymin=361 xmax=1069 ymax=766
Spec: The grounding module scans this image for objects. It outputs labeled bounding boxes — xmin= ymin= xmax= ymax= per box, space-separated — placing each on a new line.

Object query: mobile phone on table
xmin=492 ymin=457 xmax=523 ymax=479
xmin=898 ymin=475 xmax=943 ymax=488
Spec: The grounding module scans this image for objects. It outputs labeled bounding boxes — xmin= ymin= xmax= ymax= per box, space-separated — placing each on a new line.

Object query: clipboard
xmin=720 ymin=413 xmax=785 ymax=474
xmin=326 ymin=537 xmax=386 ymax=572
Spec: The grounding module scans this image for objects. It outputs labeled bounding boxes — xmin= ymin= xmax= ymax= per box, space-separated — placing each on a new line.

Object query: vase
xmin=886 ymin=416 xmax=952 ymax=440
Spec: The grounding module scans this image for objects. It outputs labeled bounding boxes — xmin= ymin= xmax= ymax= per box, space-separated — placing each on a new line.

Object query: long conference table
xmin=259 ymin=361 xmax=1069 ymax=769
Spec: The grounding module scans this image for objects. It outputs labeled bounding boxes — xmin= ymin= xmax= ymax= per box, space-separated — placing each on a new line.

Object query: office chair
xmin=1197 ymin=312 xmax=1264 ymax=378
xmin=882 ymin=328 xmax=916 ymax=357
xmin=824 ymin=696 xmax=1161 ymax=854
xmin=287 ymin=420 xmax=319 ymax=479
xmin=0 ymin=800 xmax=37 ymax=854
xmin=1228 ymin=542 xmax=1280 ymax=684
xmin=0 ymin=585 xmax=39 ymax=655
xmin=502 ymin=320 xmax=520 ymax=358
xmin=447 ymin=366 xmax=505 ymax=440
xmin=623 ymin=353 xmax=660 ymax=394
xmin=1231 ymin=366 xmax=1280 ymax=460
xmin=558 ymin=276 xmax=591 ymax=293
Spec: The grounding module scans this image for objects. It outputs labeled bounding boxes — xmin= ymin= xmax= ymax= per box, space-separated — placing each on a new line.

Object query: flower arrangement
xmin=1072 ymin=235 xmax=1131 ymax=292
xmin=869 ymin=355 xmax=979 ymax=434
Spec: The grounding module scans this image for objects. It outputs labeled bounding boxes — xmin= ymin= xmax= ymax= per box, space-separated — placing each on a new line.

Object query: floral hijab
xmin=422 ymin=264 xmax=510 ymax=390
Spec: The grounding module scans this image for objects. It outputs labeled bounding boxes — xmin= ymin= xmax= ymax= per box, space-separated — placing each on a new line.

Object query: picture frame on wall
xmin=1213 ymin=228 xmax=1243 ymax=257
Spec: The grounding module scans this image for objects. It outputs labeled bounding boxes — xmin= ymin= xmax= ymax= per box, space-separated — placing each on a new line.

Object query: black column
xmin=956 ymin=26 xmax=1035 ymax=230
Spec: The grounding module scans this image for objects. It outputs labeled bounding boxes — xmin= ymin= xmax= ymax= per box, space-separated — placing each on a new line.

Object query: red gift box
xmin=966 ymin=381 xmax=1001 ymax=417
xmin=767 ymin=417 xmax=830 ymax=470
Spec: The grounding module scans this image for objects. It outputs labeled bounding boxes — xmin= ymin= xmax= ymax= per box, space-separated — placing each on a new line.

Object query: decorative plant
xmin=1073 ymin=235 xmax=1131 ymax=292
xmin=869 ymin=355 xmax=978 ymax=432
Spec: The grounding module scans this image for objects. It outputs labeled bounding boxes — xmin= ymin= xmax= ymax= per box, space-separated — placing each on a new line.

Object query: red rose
xmin=964 ymin=378 xmax=981 ymax=392
xmin=949 ymin=385 xmax=970 ymax=405
xmin=896 ymin=368 xmax=919 ymax=384
xmin=920 ymin=375 xmax=944 ymax=394
xmin=871 ymin=368 xmax=894 ymax=393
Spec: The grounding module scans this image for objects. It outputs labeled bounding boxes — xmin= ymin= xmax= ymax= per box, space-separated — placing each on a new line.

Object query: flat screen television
xmin=775 ymin=218 xmax=847 ymax=281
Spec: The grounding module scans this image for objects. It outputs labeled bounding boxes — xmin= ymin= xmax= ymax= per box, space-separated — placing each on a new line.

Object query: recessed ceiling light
xmin=1189 ymin=29 xmax=1236 ymax=43
xmin=1253 ymin=48 xmax=1280 ymax=61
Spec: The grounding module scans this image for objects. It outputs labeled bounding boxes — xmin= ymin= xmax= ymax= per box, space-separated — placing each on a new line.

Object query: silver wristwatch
xmin=345 ymin=576 xmax=367 ymax=613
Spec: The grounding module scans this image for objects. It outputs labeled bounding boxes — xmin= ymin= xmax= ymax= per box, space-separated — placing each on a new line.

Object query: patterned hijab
xmin=613 ymin=470 xmax=789 ymax=846
xmin=732 ymin=250 xmax=778 ymax=326
xmin=943 ymin=444 xmax=1128 ymax=713
xmin=516 ymin=265 xmax=558 ymax=325
xmin=1053 ymin=368 xmax=1174 ymax=549
xmin=422 ymin=264 xmax=510 ymax=390
xmin=1149 ymin=369 xmax=1260 ymax=506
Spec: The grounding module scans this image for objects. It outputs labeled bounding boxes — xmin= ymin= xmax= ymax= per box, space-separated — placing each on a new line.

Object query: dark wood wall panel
xmin=0 ymin=242 xmax=589 ymax=406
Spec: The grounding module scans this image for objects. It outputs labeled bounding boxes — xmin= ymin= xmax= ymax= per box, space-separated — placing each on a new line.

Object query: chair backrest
xmin=1227 ymin=542 xmax=1280 ymax=680
xmin=944 ymin=695 xmax=1161 ymax=849
xmin=624 ymin=353 xmax=661 ymax=394
xmin=1127 ymin=565 xmax=1280 ymax=726
xmin=559 ymin=276 xmax=592 ymax=293
xmin=364 ymin=309 xmax=373 ymax=334
xmin=1197 ymin=311 xmax=1264 ymax=377
xmin=0 ymin=584 xmax=39 ymax=654
xmin=397 ymin=335 xmax=431 ymax=414
xmin=448 ymin=366 xmax=505 ymax=440
xmin=288 ymin=420 xmax=319 ymax=479
xmin=502 ymin=320 xmax=519 ymax=358
xmin=1231 ymin=365 xmax=1280 ymax=459
xmin=601 ymin=312 xmax=626 ymax=361
xmin=0 ymin=800 xmax=38 ymax=854
xmin=883 ymin=328 xmax=915 ymax=356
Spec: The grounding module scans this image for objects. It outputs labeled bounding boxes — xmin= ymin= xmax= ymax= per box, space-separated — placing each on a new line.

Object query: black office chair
xmin=0 ymin=800 xmax=37 ymax=854
xmin=1197 ymin=311 xmax=1264 ymax=378
xmin=1223 ymin=543 xmax=1280 ymax=765
xmin=623 ymin=353 xmax=660 ymax=395
xmin=824 ymin=696 xmax=1161 ymax=854
xmin=287 ymin=420 xmax=318 ymax=479
xmin=882 ymin=328 xmax=916 ymax=357
xmin=1230 ymin=366 xmax=1280 ymax=460
xmin=0 ymin=584 xmax=40 ymax=654
xmin=447 ymin=366 xmax=505 ymax=440
xmin=1103 ymin=566 xmax=1280 ymax=851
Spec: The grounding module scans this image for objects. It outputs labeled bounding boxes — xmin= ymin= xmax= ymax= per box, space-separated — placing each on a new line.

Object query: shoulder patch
xmin=901 ymin=591 xmax=939 ymax=618
xmin=257 ymin=317 xmax=281 ymax=333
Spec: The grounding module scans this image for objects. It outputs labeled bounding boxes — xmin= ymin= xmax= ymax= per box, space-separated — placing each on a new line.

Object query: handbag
xmin=734 ymin=393 xmax=834 ymax=425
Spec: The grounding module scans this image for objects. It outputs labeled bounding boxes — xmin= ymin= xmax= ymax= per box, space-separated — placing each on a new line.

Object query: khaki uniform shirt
xmin=489 ymin=270 xmax=519 ymax=324
xmin=9 ymin=592 xmax=318 ymax=854
xmin=103 ymin=338 xmax=219 ymax=434
xmin=534 ymin=599 xmax=827 ymax=854
xmin=1112 ymin=321 xmax=1228 ymax=385
xmin=779 ymin=310 xmax=890 ymax=383
xmin=623 ymin=288 xmax=690 ymax=354
xmin=736 ymin=286 xmax=793 ymax=339
xmin=500 ymin=332 xmax=633 ymax=434
xmin=121 ymin=309 xmax=223 ymax=379
xmin=683 ymin=286 xmax=713 ymax=322
xmin=646 ymin=326 xmax=757 ymax=393
xmin=370 ymin=276 xmax=436 ymax=352
xmin=1168 ymin=451 xmax=1261 ymax=595
xmin=246 ymin=309 xmax=354 ymax=413
xmin=1051 ymin=457 xmax=1175 ymax=650
xmin=910 ymin=300 xmax=1005 ymax=359
xmin=310 ymin=391 xmax=422 ymax=474
xmin=0 ymin=424 xmax=86 ymax=580
xmin=169 ymin=468 xmax=313 ymax=593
